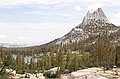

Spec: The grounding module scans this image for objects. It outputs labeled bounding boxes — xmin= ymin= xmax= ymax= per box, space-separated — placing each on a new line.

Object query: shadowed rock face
xmin=48 ymin=8 xmax=120 ymax=45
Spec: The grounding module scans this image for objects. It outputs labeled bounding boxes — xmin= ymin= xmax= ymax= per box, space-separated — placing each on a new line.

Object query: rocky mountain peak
xmin=78 ymin=8 xmax=110 ymax=28
xmin=87 ymin=11 xmax=91 ymax=15
xmin=48 ymin=8 xmax=120 ymax=45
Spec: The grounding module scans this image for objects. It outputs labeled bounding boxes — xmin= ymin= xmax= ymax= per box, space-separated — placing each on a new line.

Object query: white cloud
xmin=25 ymin=11 xmax=74 ymax=18
xmin=0 ymin=14 xmax=11 ymax=16
xmin=0 ymin=0 xmax=120 ymax=8
xmin=110 ymin=12 xmax=120 ymax=26
xmin=110 ymin=18 xmax=120 ymax=26
xmin=0 ymin=0 xmax=120 ymax=44
xmin=74 ymin=5 xmax=81 ymax=11
xmin=17 ymin=36 xmax=30 ymax=40
xmin=114 ymin=12 xmax=120 ymax=19
xmin=87 ymin=3 xmax=103 ymax=12
xmin=103 ymin=0 xmax=120 ymax=6
xmin=25 ymin=11 xmax=51 ymax=16
xmin=0 ymin=22 xmax=78 ymax=44
xmin=0 ymin=0 xmax=73 ymax=7
xmin=0 ymin=22 xmax=77 ymax=30
xmin=0 ymin=34 xmax=7 ymax=39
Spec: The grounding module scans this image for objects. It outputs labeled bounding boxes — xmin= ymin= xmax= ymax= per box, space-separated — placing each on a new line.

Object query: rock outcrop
xmin=79 ymin=8 xmax=110 ymax=28
xmin=69 ymin=68 xmax=107 ymax=79
xmin=61 ymin=67 xmax=120 ymax=79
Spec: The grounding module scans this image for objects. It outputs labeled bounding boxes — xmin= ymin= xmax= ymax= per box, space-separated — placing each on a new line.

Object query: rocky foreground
xmin=6 ymin=67 xmax=120 ymax=79
xmin=61 ymin=67 xmax=120 ymax=79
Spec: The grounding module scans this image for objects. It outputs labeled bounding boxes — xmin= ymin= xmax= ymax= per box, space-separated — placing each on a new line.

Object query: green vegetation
xmin=0 ymin=33 xmax=120 ymax=78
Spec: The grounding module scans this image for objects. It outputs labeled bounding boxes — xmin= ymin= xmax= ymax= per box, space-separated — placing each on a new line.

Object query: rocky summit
xmin=49 ymin=8 xmax=120 ymax=45
xmin=79 ymin=8 xmax=110 ymax=28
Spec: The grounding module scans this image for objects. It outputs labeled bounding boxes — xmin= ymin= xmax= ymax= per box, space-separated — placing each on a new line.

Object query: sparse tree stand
xmin=50 ymin=51 xmax=55 ymax=67
xmin=29 ymin=58 xmax=36 ymax=73
xmin=115 ymin=46 xmax=120 ymax=67
xmin=73 ymin=54 xmax=79 ymax=70
xmin=66 ymin=51 xmax=71 ymax=69
xmin=53 ymin=46 xmax=64 ymax=77
xmin=91 ymin=33 xmax=116 ymax=68
xmin=0 ymin=46 xmax=5 ymax=67
xmin=0 ymin=46 xmax=2 ymax=67
xmin=16 ymin=53 xmax=25 ymax=74
xmin=0 ymin=53 xmax=15 ymax=79
xmin=48 ymin=55 xmax=51 ymax=69
xmin=3 ymin=53 xmax=14 ymax=68
xmin=41 ymin=58 xmax=45 ymax=72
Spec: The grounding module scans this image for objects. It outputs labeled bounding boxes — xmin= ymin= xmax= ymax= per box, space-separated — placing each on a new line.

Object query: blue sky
xmin=0 ymin=0 xmax=120 ymax=45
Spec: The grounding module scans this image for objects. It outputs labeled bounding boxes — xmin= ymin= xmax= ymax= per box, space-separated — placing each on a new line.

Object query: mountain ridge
xmin=77 ymin=8 xmax=110 ymax=28
xmin=47 ymin=8 xmax=120 ymax=46
xmin=1 ymin=8 xmax=120 ymax=48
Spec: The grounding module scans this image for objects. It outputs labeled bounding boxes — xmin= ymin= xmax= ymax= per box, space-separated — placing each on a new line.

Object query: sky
xmin=0 ymin=0 xmax=120 ymax=45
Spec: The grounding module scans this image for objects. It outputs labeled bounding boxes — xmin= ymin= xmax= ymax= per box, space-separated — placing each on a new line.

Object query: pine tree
xmin=16 ymin=53 xmax=22 ymax=66
xmin=116 ymin=46 xmax=120 ymax=67
xmin=0 ymin=46 xmax=2 ymax=63
xmin=91 ymin=32 xmax=116 ymax=67
xmin=3 ymin=53 xmax=14 ymax=68
xmin=66 ymin=50 xmax=71 ymax=69
xmin=51 ymin=51 xmax=54 ymax=67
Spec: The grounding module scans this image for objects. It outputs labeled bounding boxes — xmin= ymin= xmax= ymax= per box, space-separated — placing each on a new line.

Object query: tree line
xmin=0 ymin=33 xmax=120 ymax=78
